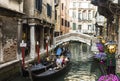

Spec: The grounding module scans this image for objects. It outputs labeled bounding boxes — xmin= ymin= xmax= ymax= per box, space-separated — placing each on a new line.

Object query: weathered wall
xmin=0 ymin=16 xmax=17 ymax=63
xmin=0 ymin=0 xmax=23 ymax=13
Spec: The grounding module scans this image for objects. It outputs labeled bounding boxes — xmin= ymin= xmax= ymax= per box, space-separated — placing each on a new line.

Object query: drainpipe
xmin=0 ymin=22 xmax=3 ymax=62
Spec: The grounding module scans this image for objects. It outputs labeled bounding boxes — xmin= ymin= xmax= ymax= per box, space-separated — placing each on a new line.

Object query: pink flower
xmin=98 ymin=74 xmax=119 ymax=81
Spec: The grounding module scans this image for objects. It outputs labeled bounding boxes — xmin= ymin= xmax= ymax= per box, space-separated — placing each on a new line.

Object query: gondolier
xmin=56 ymin=47 xmax=62 ymax=56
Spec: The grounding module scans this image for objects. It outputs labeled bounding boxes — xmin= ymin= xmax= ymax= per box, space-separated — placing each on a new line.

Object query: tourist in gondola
xmin=50 ymin=53 xmax=57 ymax=68
xmin=56 ymin=56 xmax=62 ymax=69
xmin=60 ymin=55 xmax=69 ymax=67
xmin=65 ymin=56 xmax=69 ymax=63
xmin=61 ymin=55 xmax=65 ymax=67
xmin=42 ymin=56 xmax=51 ymax=65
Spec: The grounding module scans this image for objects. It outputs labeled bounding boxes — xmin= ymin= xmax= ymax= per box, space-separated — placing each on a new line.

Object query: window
xmin=82 ymin=10 xmax=87 ymax=20
xmin=47 ymin=4 xmax=52 ymax=17
xmin=78 ymin=12 xmax=81 ymax=21
xmin=73 ymin=2 xmax=76 ymax=8
xmin=68 ymin=22 xmax=70 ymax=27
xmin=78 ymin=25 xmax=81 ymax=32
xmin=65 ymin=20 xmax=67 ymax=26
xmin=79 ymin=2 xmax=81 ymax=8
xmin=92 ymin=25 xmax=95 ymax=30
xmin=54 ymin=0 xmax=57 ymax=3
xmin=72 ymin=11 xmax=76 ymax=19
xmin=73 ymin=23 xmax=76 ymax=30
xmin=35 ymin=0 xmax=42 ymax=12
xmin=62 ymin=3 xmax=64 ymax=10
xmin=61 ymin=18 xmax=64 ymax=26
xmin=88 ymin=25 xmax=91 ymax=30
xmin=88 ymin=11 xmax=91 ymax=20
xmin=55 ymin=10 xmax=57 ymax=20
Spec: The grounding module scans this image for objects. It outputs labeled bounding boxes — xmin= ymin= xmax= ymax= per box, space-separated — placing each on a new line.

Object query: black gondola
xmin=22 ymin=63 xmax=53 ymax=77
xmin=31 ymin=61 xmax=71 ymax=81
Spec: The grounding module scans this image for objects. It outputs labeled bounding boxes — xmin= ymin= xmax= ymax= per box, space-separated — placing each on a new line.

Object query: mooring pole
xmin=37 ymin=41 xmax=40 ymax=63
xmin=20 ymin=40 xmax=27 ymax=69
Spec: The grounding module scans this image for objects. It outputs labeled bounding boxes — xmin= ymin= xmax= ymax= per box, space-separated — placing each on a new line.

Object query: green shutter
xmin=73 ymin=23 xmax=76 ymax=30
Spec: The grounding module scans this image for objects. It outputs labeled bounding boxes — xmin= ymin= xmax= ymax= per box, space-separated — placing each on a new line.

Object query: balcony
xmin=78 ymin=19 xmax=92 ymax=22
xmin=82 ymin=29 xmax=95 ymax=34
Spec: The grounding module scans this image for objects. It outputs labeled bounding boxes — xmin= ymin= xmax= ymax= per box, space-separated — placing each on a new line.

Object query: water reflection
xmin=65 ymin=61 xmax=96 ymax=81
xmin=49 ymin=60 xmax=101 ymax=81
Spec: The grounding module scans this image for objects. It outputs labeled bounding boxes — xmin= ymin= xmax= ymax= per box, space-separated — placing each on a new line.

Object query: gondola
xmin=31 ymin=60 xmax=71 ymax=81
xmin=22 ymin=62 xmax=53 ymax=77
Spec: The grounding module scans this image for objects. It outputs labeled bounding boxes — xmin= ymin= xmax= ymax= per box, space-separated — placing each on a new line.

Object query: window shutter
xmin=38 ymin=0 xmax=42 ymax=12
xmin=36 ymin=0 xmax=42 ymax=13
xmin=73 ymin=23 xmax=76 ymax=30
xmin=47 ymin=4 xmax=52 ymax=18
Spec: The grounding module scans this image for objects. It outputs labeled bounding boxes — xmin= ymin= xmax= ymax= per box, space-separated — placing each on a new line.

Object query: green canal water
xmin=9 ymin=59 xmax=101 ymax=81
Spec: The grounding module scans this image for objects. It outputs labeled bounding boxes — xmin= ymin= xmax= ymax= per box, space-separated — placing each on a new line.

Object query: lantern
xmin=101 ymin=39 xmax=106 ymax=44
xmin=105 ymin=41 xmax=117 ymax=54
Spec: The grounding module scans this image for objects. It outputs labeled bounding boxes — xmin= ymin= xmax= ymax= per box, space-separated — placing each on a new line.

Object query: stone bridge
xmin=55 ymin=32 xmax=93 ymax=46
xmin=54 ymin=32 xmax=98 ymax=53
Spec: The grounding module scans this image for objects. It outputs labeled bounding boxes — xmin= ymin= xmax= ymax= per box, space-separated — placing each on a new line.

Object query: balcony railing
xmin=82 ymin=30 xmax=95 ymax=34
xmin=78 ymin=19 xmax=92 ymax=22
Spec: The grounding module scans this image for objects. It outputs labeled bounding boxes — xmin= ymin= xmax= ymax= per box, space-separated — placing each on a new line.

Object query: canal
xmin=8 ymin=42 xmax=101 ymax=81
xmin=9 ymin=59 xmax=101 ymax=81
